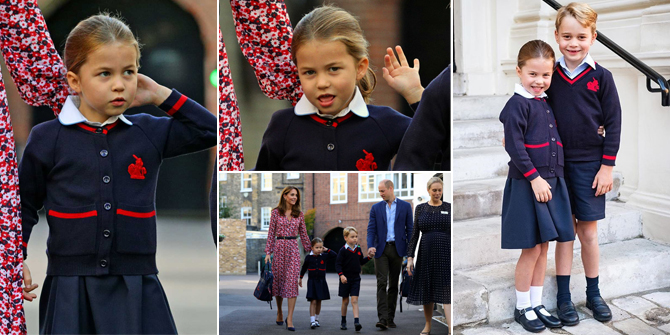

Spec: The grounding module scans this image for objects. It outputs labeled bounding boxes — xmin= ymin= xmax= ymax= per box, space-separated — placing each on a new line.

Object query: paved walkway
xmin=456 ymin=287 xmax=670 ymax=335
xmin=220 ymin=273 xmax=449 ymax=334
xmin=23 ymin=214 xmax=218 ymax=334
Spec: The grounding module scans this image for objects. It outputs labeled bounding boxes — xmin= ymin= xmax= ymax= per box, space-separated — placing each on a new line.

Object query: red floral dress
xmin=218 ymin=28 xmax=244 ymax=171
xmin=264 ymin=209 xmax=311 ymax=298
xmin=0 ymin=0 xmax=68 ymax=333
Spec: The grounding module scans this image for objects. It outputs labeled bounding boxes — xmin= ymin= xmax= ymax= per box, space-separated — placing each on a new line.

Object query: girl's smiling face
xmin=312 ymin=242 xmax=324 ymax=255
xmin=67 ymin=42 xmax=138 ymax=123
xmin=516 ymin=57 xmax=554 ymax=97
xmin=295 ymin=39 xmax=368 ymax=115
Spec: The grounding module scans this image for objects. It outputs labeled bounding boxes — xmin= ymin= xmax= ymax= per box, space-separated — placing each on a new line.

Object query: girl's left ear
xmin=356 ymin=57 xmax=370 ymax=81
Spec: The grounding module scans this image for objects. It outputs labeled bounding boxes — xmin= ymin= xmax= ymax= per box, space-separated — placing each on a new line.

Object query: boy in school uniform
xmin=547 ymin=2 xmax=622 ymax=326
xmin=336 ymin=227 xmax=371 ymax=331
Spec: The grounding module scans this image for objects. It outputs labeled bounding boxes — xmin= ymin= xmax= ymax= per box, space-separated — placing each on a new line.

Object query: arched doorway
xmin=36 ymin=0 xmax=208 ymax=211
xmin=323 ymin=227 xmax=345 ymax=273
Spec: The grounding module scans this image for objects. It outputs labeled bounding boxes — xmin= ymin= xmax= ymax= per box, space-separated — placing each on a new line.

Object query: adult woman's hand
xmin=407 ymin=257 xmax=414 ymax=276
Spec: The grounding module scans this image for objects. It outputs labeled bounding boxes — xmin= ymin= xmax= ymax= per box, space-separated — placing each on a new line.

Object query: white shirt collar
xmin=294 ymin=86 xmax=369 ymax=119
xmin=345 ymin=243 xmax=358 ymax=251
xmin=557 ymin=53 xmax=596 ymax=73
xmin=309 ymin=251 xmax=314 ymax=255
xmin=514 ymin=83 xmax=548 ymax=99
xmin=58 ymin=96 xmax=133 ymax=127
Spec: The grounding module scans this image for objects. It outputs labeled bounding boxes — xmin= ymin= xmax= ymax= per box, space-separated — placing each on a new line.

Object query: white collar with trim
xmin=557 ymin=53 xmax=596 ymax=73
xmin=514 ymin=83 xmax=548 ymax=99
xmin=345 ymin=243 xmax=358 ymax=251
xmin=294 ymin=86 xmax=369 ymax=119
xmin=58 ymin=96 xmax=133 ymax=127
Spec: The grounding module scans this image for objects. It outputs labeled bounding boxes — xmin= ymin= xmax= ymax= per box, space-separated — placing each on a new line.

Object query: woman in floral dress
xmin=265 ymin=186 xmax=311 ymax=330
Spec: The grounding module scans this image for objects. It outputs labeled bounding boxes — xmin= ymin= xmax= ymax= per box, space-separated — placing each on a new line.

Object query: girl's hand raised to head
xmin=530 ymin=176 xmax=552 ymax=203
xmin=382 ymin=46 xmax=424 ymax=105
xmin=130 ymin=74 xmax=172 ymax=108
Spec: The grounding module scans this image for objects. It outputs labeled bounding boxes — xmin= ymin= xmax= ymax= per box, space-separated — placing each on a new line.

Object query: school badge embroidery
xmin=128 ymin=155 xmax=147 ymax=179
xmin=587 ymin=78 xmax=599 ymax=92
xmin=356 ymin=150 xmax=377 ymax=171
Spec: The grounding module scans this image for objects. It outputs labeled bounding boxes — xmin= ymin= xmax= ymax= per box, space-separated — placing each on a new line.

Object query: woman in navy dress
xmin=407 ymin=177 xmax=451 ymax=335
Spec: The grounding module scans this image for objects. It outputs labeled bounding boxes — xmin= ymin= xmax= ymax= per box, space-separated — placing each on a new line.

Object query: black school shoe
xmin=586 ymin=296 xmax=613 ymax=322
xmin=341 ymin=321 xmax=347 ymax=330
xmin=533 ymin=305 xmax=563 ymax=328
xmin=557 ymin=301 xmax=580 ymax=326
xmin=514 ymin=307 xmax=546 ymax=333
xmin=354 ymin=322 xmax=362 ymax=331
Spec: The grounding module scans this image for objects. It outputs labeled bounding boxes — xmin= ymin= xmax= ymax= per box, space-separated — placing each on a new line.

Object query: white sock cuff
xmin=530 ymin=286 xmax=544 ymax=308
xmin=515 ymin=289 xmax=531 ymax=310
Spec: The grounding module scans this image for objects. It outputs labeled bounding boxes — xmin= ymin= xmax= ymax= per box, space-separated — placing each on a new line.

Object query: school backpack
xmin=253 ymin=261 xmax=274 ymax=309
xmin=399 ymin=259 xmax=412 ymax=312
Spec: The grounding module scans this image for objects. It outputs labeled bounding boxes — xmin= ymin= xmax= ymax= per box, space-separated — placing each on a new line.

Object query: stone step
xmin=453 ymin=172 xmax=623 ymax=220
xmin=453 ymin=95 xmax=510 ymax=121
xmin=453 ymin=119 xmax=504 ymax=150
xmin=453 ymin=146 xmax=509 ymax=181
xmin=452 ymin=202 xmax=642 ymax=270
xmin=453 ymin=238 xmax=670 ymax=326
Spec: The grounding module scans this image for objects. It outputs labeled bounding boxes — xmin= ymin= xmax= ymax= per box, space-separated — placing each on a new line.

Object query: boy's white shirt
xmin=344 ymin=243 xmax=359 ymax=250
xmin=58 ymin=95 xmax=133 ymax=127
xmin=294 ymin=86 xmax=369 ymax=119
xmin=557 ymin=53 xmax=596 ymax=79
xmin=514 ymin=83 xmax=548 ymax=99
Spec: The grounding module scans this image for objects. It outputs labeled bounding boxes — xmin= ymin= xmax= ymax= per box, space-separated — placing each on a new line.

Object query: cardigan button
xmin=100 ymin=150 xmax=109 ymax=157
xmin=96 ymin=128 xmax=103 ymax=134
xmin=326 ymin=120 xmax=333 ymax=126
xmin=327 ymin=143 xmax=335 ymax=151
xmin=549 ymin=124 xmax=554 ymax=128
xmin=100 ymin=259 xmax=108 ymax=267
xmin=551 ymin=137 xmax=556 ymax=142
xmin=546 ymin=110 xmax=550 ymax=114
xmin=103 ymin=230 xmax=111 ymax=238
xmin=103 ymin=176 xmax=111 ymax=184
xmin=552 ymin=152 xmax=556 ymax=157
xmin=104 ymin=203 xmax=112 ymax=211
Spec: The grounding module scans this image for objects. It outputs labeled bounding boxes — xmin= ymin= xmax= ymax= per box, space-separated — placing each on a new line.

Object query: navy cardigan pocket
xmin=46 ymin=204 xmax=98 ymax=256
xmin=524 ymin=141 xmax=550 ymax=168
xmin=115 ymin=203 xmax=157 ymax=254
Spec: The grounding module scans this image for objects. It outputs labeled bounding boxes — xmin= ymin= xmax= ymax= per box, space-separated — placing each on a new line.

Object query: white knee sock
xmin=516 ymin=289 xmax=538 ymax=320
xmin=310 ymin=316 xmax=315 ymax=323
xmin=315 ymin=314 xmax=319 ymax=321
xmin=530 ymin=286 xmax=550 ymax=316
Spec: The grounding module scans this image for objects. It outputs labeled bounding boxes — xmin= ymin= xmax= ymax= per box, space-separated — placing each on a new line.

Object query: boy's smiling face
xmin=555 ymin=15 xmax=596 ymax=71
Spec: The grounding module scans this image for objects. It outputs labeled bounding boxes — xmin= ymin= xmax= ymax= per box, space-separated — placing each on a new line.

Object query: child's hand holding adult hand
xmin=130 ymin=74 xmax=172 ymax=108
xmin=530 ymin=176 xmax=552 ymax=203
xmin=23 ymin=262 xmax=38 ymax=302
xmin=340 ymin=275 xmax=347 ymax=284
xmin=299 ymin=278 xmax=303 ymax=287
xmin=382 ymin=46 xmax=424 ymax=105
xmin=593 ymin=165 xmax=613 ymax=196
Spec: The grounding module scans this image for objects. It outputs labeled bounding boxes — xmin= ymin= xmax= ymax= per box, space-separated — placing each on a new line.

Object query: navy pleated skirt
xmin=39 ymin=274 xmax=177 ymax=334
xmin=305 ymin=277 xmax=331 ymax=301
xmin=501 ymin=177 xmax=575 ymax=249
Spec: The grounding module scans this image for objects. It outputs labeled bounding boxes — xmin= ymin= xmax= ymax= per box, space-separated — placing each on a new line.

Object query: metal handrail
xmin=543 ymin=0 xmax=670 ymax=106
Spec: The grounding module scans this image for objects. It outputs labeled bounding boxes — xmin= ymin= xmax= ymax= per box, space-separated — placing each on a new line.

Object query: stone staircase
xmin=452 ymin=95 xmax=670 ymax=328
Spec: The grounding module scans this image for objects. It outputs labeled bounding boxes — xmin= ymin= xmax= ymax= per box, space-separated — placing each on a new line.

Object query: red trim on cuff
xmin=524 ymin=142 xmax=549 ymax=148
xmin=603 ymin=155 xmax=616 ymax=160
xmin=48 ymin=210 xmax=98 ymax=219
xmin=524 ymin=168 xmax=538 ymax=178
xmin=557 ymin=142 xmax=563 ymax=147
xmin=116 ymin=209 xmax=156 ymax=218
xmin=167 ymin=95 xmax=188 ymax=116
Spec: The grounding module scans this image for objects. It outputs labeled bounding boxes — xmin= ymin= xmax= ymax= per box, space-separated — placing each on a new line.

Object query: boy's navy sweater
xmin=255 ymin=105 xmax=411 ymax=171
xmin=335 ymin=245 xmax=370 ymax=279
xmin=546 ymin=64 xmax=621 ymax=166
xmin=500 ymin=93 xmax=564 ymax=181
xmin=300 ymin=249 xmax=337 ymax=279
xmin=394 ymin=65 xmax=451 ymax=171
xmin=20 ymin=89 xmax=216 ymax=276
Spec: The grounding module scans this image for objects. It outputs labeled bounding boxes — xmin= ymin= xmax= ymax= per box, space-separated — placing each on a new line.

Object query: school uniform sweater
xmin=500 ymin=86 xmax=564 ymax=181
xmin=394 ymin=65 xmax=451 ymax=171
xmin=20 ymin=89 xmax=216 ymax=276
xmin=335 ymin=245 xmax=370 ymax=280
xmin=546 ymin=63 xmax=621 ymax=165
xmin=255 ymin=105 xmax=411 ymax=171
xmin=300 ymin=249 xmax=337 ymax=279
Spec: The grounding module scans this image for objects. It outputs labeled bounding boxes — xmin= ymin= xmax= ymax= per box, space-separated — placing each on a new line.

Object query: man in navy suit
xmin=367 ymin=179 xmax=413 ymax=329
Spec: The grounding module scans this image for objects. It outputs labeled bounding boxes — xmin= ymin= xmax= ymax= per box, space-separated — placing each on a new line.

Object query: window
xmin=330 ymin=173 xmax=347 ymax=203
xmin=286 ymin=173 xmax=300 ymax=180
xmin=358 ymin=173 xmax=414 ymax=202
xmin=261 ymin=207 xmax=272 ymax=230
xmin=241 ymin=207 xmax=252 ymax=226
xmin=218 ymin=172 xmax=227 ymax=181
xmin=241 ymin=173 xmax=252 ymax=192
xmin=261 ymin=173 xmax=272 ymax=191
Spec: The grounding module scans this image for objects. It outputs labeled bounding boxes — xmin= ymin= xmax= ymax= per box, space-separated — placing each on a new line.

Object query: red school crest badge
xmin=587 ymin=78 xmax=599 ymax=92
xmin=356 ymin=150 xmax=378 ymax=171
xmin=128 ymin=155 xmax=147 ymax=179
xmin=320 ymin=260 xmax=324 ymax=264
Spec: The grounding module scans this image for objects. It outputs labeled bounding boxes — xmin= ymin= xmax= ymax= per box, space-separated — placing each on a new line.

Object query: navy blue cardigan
xmin=255 ymin=105 xmax=411 ymax=171
xmin=546 ymin=64 xmax=621 ymax=165
xmin=394 ymin=65 xmax=451 ymax=171
xmin=500 ymin=94 xmax=564 ymax=181
xmin=300 ymin=249 xmax=337 ymax=279
xmin=20 ymin=90 xmax=216 ymax=276
xmin=335 ymin=245 xmax=370 ymax=279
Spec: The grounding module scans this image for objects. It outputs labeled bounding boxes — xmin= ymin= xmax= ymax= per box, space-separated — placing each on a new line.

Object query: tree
xmin=304 ymin=208 xmax=316 ymax=236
